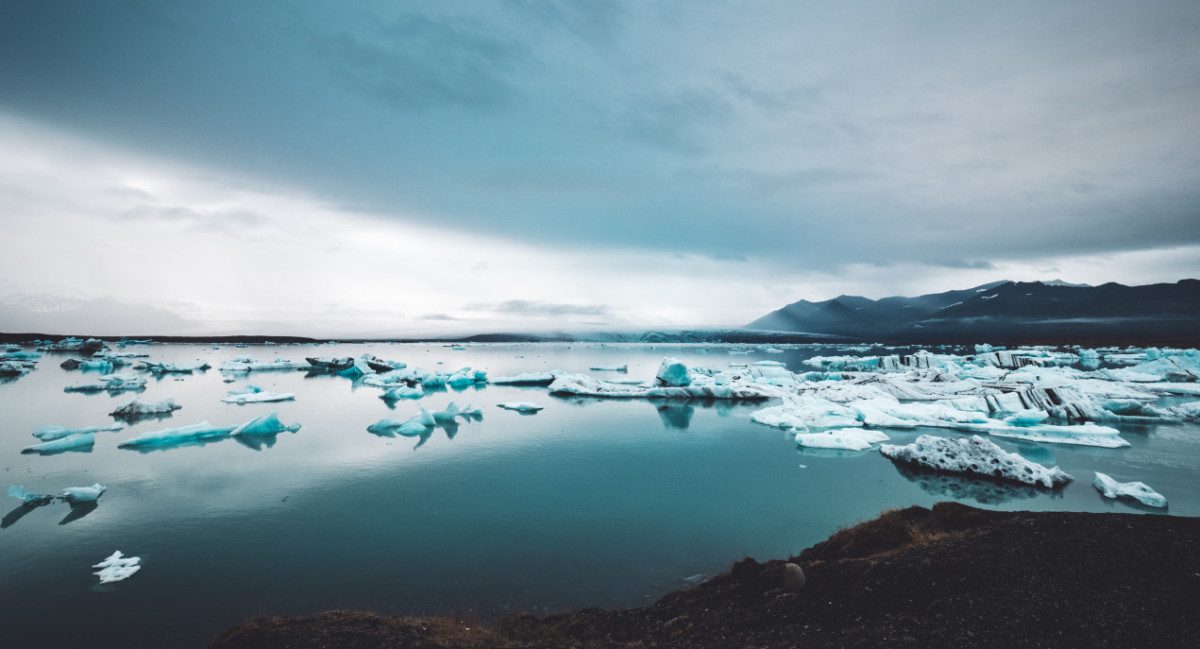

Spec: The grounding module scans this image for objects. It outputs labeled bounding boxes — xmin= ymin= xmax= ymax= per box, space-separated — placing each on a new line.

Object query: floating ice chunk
xmin=988 ymin=421 xmax=1129 ymax=448
xmin=0 ymin=360 xmax=37 ymax=377
xmin=490 ymin=372 xmax=557 ymax=386
xmin=22 ymin=432 xmax=95 ymax=454
xmin=550 ymin=373 xmax=774 ymax=400
xmin=655 ymin=358 xmax=692 ymax=387
xmin=589 ymin=364 xmax=629 ymax=373
xmin=230 ymin=411 xmax=301 ymax=436
xmin=222 ymin=385 xmax=295 ymax=404
xmin=61 ymin=483 xmax=106 ymax=503
xmin=118 ymin=421 xmax=235 ymax=449
xmin=794 ymin=428 xmax=889 ymax=451
xmin=880 ymin=435 xmax=1072 ymax=488
xmin=447 ymin=371 xmax=475 ymax=388
xmin=381 ymin=385 xmax=424 ymax=400
xmin=431 ymin=402 xmax=461 ymax=423
xmin=93 ymin=551 xmax=141 ymax=584
xmin=1092 ymin=472 xmax=1167 ymax=508
xmin=497 ymin=402 xmax=544 ymax=413
xmin=751 ymin=395 xmax=861 ymax=430
xmin=140 ymin=360 xmax=210 ymax=374
xmin=33 ymin=424 xmax=123 ymax=441
xmin=219 ymin=358 xmax=304 ymax=373
xmin=1003 ymin=409 xmax=1049 ymax=426
xmin=366 ymin=417 xmax=429 ymax=436
xmin=7 ymin=485 xmax=53 ymax=506
xmin=110 ymin=399 xmax=182 ymax=420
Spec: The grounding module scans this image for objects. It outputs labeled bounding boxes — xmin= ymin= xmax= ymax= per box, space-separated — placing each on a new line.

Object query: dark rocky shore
xmin=212 ymin=503 xmax=1200 ymax=649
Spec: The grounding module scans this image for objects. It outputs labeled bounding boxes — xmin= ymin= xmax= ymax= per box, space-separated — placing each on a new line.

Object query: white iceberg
xmin=222 ymin=385 xmax=295 ymax=404
xmin=22 ymin=432 xmax=95 ymax=454
xmin=751 ymin=395 xmax=861 ymax=430
xmin=139 ymin=360 xmax=210 ymax=374
xmin=33 ymin=423 xmax=122 ymax=441
xmin=230 ymin=411 xmax=301 ymax=436
xmin=93 ymin=551 xmax=141 ymax=584
xmin=118 ymin=421 xmax=235 ymax=449
xmin=497 ymin=402 xmax=544 ymax=413
xmin=880 ymin=435 xmax=1072 ymax=488
xmin=219 ymin=357 xmax=305 ymax=373
xmin=794 ymin=428 xmax=889 ymax=451
xmin=61 ymin=483 xmax=106 ymax=503
xmin=491 ymin=372 xmax=557 ymax=386
xmin=1092 ymin=472 xmax=1167 ymax=508
xmin=988 ymin=421 xmax=1129 ymax=448
xmin=590 ymin=364 xmax=629 ymax=372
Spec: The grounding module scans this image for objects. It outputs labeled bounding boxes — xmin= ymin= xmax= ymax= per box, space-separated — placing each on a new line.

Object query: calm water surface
xmin=2 ymin=343 xmax=1197 ymax=647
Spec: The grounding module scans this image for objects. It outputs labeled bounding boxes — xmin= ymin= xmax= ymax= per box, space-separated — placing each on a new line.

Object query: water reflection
xmin=655 ymin=402 xmax=694 ymax=430
xmin=892 ymin=463 xmax=1044 ymax=505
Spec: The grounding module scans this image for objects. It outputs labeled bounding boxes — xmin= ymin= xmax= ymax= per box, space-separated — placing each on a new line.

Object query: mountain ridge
xmin=748 ymin=279 xmax=1200 ymax=344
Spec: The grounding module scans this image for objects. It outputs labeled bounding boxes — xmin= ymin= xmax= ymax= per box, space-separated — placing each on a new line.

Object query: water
xmin=2 ymin=342 xmax=1198 ymax=647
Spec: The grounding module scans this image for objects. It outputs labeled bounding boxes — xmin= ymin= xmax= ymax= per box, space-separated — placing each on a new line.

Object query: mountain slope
xmin=748 ymin=279 xmax=1200 ymax=344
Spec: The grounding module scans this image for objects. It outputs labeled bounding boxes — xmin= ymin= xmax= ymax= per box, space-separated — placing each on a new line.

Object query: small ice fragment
xmin=61 ymin=483 xmax=106 ymax=503
xmin=381 ymin=386 xmax=424 ymax=400
xmin=1092 ymin=472 xmax=1167 ymax=508
xmin=222 ymin=386 xmax=295 ymax=404
xmin=230 ymin=411 xmax=301 ymax=436
xmin=93 ymin=551 xmax=141 ymax=584
xmin=110 ymin=399 xmax=181 ymax=419
xmin=589 ymin=364 xmax=629 ymax=373
xmin=7 ymin=485 xmax=54 ymax=506
xmin=497 ymin=402 xmax=544 ymax=413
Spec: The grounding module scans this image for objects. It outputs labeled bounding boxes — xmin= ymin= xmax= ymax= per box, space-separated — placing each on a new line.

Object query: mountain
xmin=748 ymin=279 xmax=1200 ymax=344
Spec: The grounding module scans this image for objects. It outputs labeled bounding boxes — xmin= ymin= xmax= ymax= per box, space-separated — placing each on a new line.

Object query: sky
xmin=1 ymin=0 xmax=1198 ymax=336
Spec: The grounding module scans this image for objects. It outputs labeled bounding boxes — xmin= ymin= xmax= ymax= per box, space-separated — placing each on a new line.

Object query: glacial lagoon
xmin=2 ymin=342 xmax=1199 ymax=647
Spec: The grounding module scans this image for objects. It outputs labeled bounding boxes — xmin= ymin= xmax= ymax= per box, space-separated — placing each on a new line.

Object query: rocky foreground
xmin=212 ymin=503 xmax=1200 ymax=649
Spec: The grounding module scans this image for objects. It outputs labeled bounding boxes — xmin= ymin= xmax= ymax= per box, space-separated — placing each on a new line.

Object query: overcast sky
xmin=1 ymin=1 xmax=1198 ymax=336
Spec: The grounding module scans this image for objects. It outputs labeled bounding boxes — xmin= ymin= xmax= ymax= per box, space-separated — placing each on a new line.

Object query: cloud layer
xmin=0 ymin=2 xmax=1197 ymax=334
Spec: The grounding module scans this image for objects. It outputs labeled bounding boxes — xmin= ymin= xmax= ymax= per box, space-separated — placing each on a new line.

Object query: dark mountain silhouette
xmin=748 ymin=279 xmax=1200 ymax=344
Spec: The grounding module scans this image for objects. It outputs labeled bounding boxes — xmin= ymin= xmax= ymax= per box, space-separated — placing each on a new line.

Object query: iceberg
xmin=33 ymin=423 xmax=122 ymax=441
xmin=230 ymin=411 xmax=301 ymax=436
xmin=219 ymin=357 xmax=305 ymax=373
xmin=93 ymin=551 xmax=141 ymax=584
xmin=380 ymin=385 xmax=424 ymax=400
xmin=61 ymin=483 xmax=106 ymax=503
xmin=0 ymin=360 xmax=37 ymax=377
xmin=490 ymin=372 xmax=557 ymax=386
xmin=7 ymin=485 xmax=54 ymax=506
xmin=987 ymin=421 xmax=1129 ymax=448
xmin=655 ymin=358 xmax=692 ymax=386
xmin=366 ymin=417 xmax=429 ymax=437
xmin=139 ymin=360 xmax=210 ymax=374
xmin=1092 ymin=472 xmax=1167 ymax=508
xmin=880 ymin=435 xmax=1072 ymax=488
xmin=118 ymin=421 xmax=236 ymax=449
xmin=22 ymin=432 xmax=95 ymax=454
xmin=794 ymin=428 xmax=889 ymax=451
xmin=497 ymin=402 xmax=544 ymax=413
xmin=550 ymin=372 xmax=775 ymax=401
xmin=222 ymin=385 xmax=295 ymax=404
xmin=110 ymin=399 xmax=182 ymax=420
xmin=751 ymin=395 xmax=861 ymax=430
xmin=305 ymin=356 xmax=354 ymax=372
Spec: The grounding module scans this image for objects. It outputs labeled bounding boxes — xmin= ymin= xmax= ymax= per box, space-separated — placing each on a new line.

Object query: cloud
xmin=936 ymin=259 xmax=997 ymax=270
xmin=467 ymin=300 xmax=611 ymax=317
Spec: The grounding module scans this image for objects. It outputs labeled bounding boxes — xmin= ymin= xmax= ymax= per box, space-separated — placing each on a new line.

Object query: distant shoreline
xmin=4 ymin=330 xmax=1199 ymax=346
xmin=210 ymin=502 xmax=1200 ymax=649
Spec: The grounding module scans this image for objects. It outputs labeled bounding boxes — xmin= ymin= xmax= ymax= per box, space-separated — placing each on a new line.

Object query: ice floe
xmin=22 ymin=432 xmax=96 ymax=455
xmin=93 ymin=551 xmax=141 ymax=584
xmin=880 ymin=435 xmax=1072 ymax=488
xmin=1092 ymin=472 xmax=1167 ymax=508
xmin=33 ymin=424 xmax=123 ymax=441
xmin=139 ymin=360 xmax=210 ymax=374
xmin=118 ymin=421 xmax=236 ymax=449
xmin=230 ymin=411 xmax=301 ymax=436
xmin=219 ymin=357 xmax=306 ymax=373
xmin=497 ymin=402 xmax=544 ymax=413
xmin=7 ymin=485 xmax=54 ymax=506
xmin=491 ymin=371 xmax=559 ymax=386
xmin=794 ymin=428 xmax=889 ymax=451
xmin=222 ymin=385 xmax=295 ymax=404
xmin=61 ymin=483 xmax=106 ymax=503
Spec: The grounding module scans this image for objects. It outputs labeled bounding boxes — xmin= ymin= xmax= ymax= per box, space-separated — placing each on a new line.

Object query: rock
xmin=780 ymin=562 xmax=806 ymax=592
